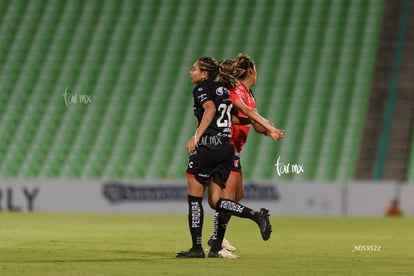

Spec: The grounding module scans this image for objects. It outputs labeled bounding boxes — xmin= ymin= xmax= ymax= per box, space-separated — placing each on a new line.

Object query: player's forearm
xmin=194 ymin=108 xmax=215 ymax=140
xmin=232 ymin=115 xmax=251 ymax=125
xmin=233 ymin=99 xmax=274 ymax=132
xmin=241 ymin=107 xmax=274 ymax=132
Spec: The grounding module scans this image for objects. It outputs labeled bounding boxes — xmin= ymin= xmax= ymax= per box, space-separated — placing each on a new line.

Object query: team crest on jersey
xmin=216 ymin=86 xmax=227 ymax=96
xmin=198 ymin=87 xmax=203 ymax=92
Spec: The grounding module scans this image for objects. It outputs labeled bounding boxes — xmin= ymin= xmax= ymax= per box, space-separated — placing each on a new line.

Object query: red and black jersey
xmin=229 ymin=82 xmax=256 ymax=153
xmin=192 ymin=79 xmax=232 ymax=140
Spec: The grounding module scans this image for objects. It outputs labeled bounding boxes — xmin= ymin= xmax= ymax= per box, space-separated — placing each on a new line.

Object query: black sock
xmin=210 ymin=211 xmax=232 ymax=252
xmin=211 ymin=211 xmax=232 ymax=240
xmin=210 ymin=211 xmax=219 ymax=251
xmin=187 ymin=195 xmax=204 ymax=250
xmin=215 ymin=198 xmax=257 ymax=222
xmin=211 ymin=211 xmax=219 ymax=241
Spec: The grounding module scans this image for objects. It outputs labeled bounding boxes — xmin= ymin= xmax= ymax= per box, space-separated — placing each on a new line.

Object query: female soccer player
xmin=176 ymin=57 xmax=281 ymax=259
xmin=208 ymin=54 xmax=284 ymax=256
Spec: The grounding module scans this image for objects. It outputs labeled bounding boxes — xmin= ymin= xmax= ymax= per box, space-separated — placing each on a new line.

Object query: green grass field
xmin=0 ymin=213 xmax=413 ymax=275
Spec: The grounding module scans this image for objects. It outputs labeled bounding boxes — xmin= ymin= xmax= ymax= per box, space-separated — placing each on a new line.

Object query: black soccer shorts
xmin=186 ymin=142 xmax=234 ymax=188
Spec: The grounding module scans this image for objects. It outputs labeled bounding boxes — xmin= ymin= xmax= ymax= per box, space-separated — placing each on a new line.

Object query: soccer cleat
xmin=208 ymin=237 xmax=237 ymax=252
xmin=222 ymin=238 xmax=237 ymax=252
xmin=176 ymin=248 xmax=205 ymax=258
xmin=257 ymin=208 xmax=272 ymax=241
xmin=208 ymin=248 xmax=240 ymax=259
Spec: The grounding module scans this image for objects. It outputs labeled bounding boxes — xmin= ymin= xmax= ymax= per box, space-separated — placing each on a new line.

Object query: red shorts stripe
xmin=230 ymin=171 xmax=241 ymax=175
xmin=186 ymin=173 xmax=195 ymax=178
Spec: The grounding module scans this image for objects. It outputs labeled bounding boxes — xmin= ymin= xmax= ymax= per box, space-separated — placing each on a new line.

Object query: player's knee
xmin=208 ymin=195 xmax=221 ymax=209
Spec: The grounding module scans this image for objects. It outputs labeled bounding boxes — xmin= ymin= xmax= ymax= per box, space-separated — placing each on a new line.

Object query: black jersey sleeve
xmin=193 ymin=81 xmax=215 ymax=107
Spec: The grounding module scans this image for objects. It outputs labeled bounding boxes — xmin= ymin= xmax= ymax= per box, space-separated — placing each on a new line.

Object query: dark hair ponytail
xmin=197 ymin=57 xmax=239 ymax=88
xmin=234 ymin=53 xmax=255 ymax=80
xmin=217 ymin=59 xmax=242 ymax=89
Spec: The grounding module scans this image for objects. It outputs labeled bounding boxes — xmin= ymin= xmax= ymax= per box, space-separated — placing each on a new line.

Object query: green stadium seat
xmin=0 ymin=0 xmax=384 ymax=181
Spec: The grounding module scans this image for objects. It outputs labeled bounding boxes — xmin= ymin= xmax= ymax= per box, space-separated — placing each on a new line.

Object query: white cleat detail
xmin=218 ymin=248 xmax=240 ymax=259
xmin=222 ymin=238 xmax=237 ymax=252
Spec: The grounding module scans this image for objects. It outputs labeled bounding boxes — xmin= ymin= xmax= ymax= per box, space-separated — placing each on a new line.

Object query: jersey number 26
xmin=216 ymin=103 xmax=232 ymax=128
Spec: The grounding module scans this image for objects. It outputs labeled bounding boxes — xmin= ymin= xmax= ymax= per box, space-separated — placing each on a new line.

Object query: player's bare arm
xmin=231 ymin=114 xmax=251 ymax=125
xmin=231 ymin=105 xmax=274 ymax=131
xmin=187 ymin=100 xmax=216 ymax=153
xmin=233 ymin=98 xmax=284 ymax=141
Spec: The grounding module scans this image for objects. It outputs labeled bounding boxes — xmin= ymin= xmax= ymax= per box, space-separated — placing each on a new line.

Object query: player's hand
xmin=187 ymin=136 xmax=199 ymax=153
xmin=267 ymin=128 xmax=284 ymax=141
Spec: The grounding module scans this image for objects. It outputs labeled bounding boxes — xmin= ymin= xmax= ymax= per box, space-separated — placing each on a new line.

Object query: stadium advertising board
xmin=0 ymin=179 xmax=412 ymax=216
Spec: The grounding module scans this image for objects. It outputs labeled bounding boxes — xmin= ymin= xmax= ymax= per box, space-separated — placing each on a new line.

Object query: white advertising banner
xmin=0 ymin=179 xmax=412 ymax=216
